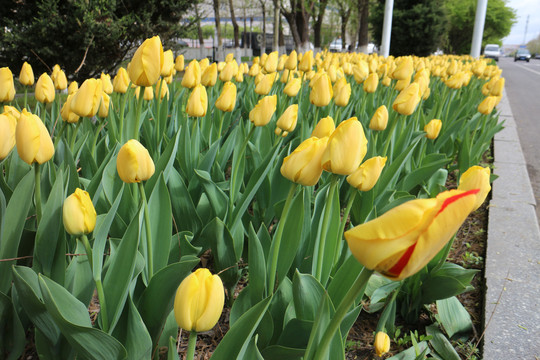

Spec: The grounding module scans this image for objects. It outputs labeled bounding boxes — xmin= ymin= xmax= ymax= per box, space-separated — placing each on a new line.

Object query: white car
xmin=483 ymin=44 xmax=500 ymax=61
xmin=329 ymin=39 xmax=343 ymax=52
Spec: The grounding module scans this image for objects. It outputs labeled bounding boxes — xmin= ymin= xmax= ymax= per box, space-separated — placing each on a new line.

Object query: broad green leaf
xmin=168 ymin=169 xmax=202 ymax=235
xmin=112 ymin=296 xmax=152 ymax=360
xmin=65 ymin=241 xmax=94 ymax=305
xmin=328 ymin=255 xmax=366 ymax=306
xmin=436 ymin=297 xmax=473 ymax=338
xmin=240 ymin=336 xmax=265 ymax=360
xmin=194 ymin=170 xmax=228 ymax=219
xmin=303 ymin=292 xmax=342 ymax=360
xmin=399 ymin=154 xmax=450 ymax=192
xmin=261 ymin=345 xmax=305 ymax=360
xmin=370 ymin=282 xmax=401 ymax=305
xmin=147 ymin=174 xmax=172 ymax=273
xmin=426 ymin=324 xmax=460 ymax=360
xmin=0 ymin=291 xmax=25 ymax=360
xmin=167 ymin=336 xmax=180 ymax=360
xmin=277 ymin=318 xmax=312 ymax=349
xmin=387 ymin=341 xmax=429 ymax=360
xmin=248 ymin=223 xmax=266 ymax=302
xmin=292 ymin=271 xmax=326 ymax=322
xmin=144 ymin=129 xmax=180 ymax=194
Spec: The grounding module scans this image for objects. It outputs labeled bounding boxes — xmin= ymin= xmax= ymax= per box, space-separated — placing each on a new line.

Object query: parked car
xmin=329 ymin=38 xmax=344 ymax=52
xmin=514 ymin=48 xmax=531 ymax=62
xmin=483 ymin=44 xmax=500 ymax=61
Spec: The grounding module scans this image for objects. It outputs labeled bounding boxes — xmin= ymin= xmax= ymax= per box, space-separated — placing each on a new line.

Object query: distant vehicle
xmin=483 ymin=44 xmax=500 ymax=61
xmin=514 ymin=48 xmax=531 ymax=62
xmin=329 ymin=38 xmax=344 ymax=52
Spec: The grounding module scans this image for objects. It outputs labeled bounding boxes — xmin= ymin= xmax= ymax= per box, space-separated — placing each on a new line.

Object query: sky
xmin=502 ymin=0 xmax=540 ymax=45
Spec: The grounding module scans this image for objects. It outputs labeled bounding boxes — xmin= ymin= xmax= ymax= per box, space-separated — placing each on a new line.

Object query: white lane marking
xmin=513 ymin=62 xmax=540 ymax=76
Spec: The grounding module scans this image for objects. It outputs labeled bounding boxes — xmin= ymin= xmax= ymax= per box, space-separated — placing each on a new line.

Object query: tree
xmin=281 ymin=0 xmax=313 ymax=51
xmin=356 ymin=0 xmax=369 ymax=52
xmin=313 ymin=0 xmax=329 ymax=50
xmin=0 ymin=0 xmax=196 ymax=81
xmin=444 ymin=0 xmax=516 ymax=54
xmin=228 ymin=0 xmax=240 ymax=48
xmin=331 ymin=0 xmax=353 ymax=50
xmin=371 ymin=0 xmax=447 ymax=56
xmin=528 ymin=35 xmax=540 ymax=56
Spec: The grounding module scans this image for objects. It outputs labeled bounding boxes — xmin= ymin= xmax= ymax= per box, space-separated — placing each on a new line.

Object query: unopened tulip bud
xmin=0 ymin=112 xmax=17 ymax=160
xmin=369 ymin=106 xmax=389 ymax=131
xmin=392 ymin=83 xmax=421 ymax=116
xmin=186 ymin=84 xmax=208 ymax=117
xmin=182 ymin=60 xmax=201 ymax=88
xmin=63 ymin=188 xmax=97 ymax=236
xmin=16 ymin=109 xmax=54 ymax=165
xmin=100 ymin=73 xmax=113 ymax=94
xmin=54 ymin=70 xmax=68 ymax=90
xmin=61 ymin=94 xmax=80 ymax=123
xmin=477 ymin=96 xmax=497 ymax=115
xmin=255 ymin=72 xmax=276 ymax=95
xmin=347 ymin=156 xmax=387 ymax=192
xmin=249 ymin=95 xmax=277 ymax=127
xmin=128 ymin=36 xmax=164 ymax=87
xmin=312 ymin=116 xmax=335 ymax=138
xmin=116 ymin=139 xmax=155 ymax=183
xmin=424 ymin=119 xmax=442 ymax=139
xmin=202 ymin=63 xmax=218 ymax=87
xmin=98 ymin=92 xmax=111 ymax=118
xmin=275 ymin=104 xmax=298 ymax=137
xmin=215 ymin=81 xmax=237 ymax=112
xmin=161 ymin=50 xmax=175 ymax=77
xmin=310 ymin=72 xmax=333 ymax=107
xmin=374 ymin=332 xmax=390 ymax=357
xmin=281 ymin=136 xmax=329 ymax=186
xmin=321 ymin=117 xmax=367 ymax=175
xmin=71 ymin=78 xmax=103 ymax=118
xmin=284 ymin=78 xmax=301 ymax=97
xmin=113 ymin=67 xmax=130 ymax=94
xmin=19 ymin=62 xmax=35 ymax=86
xmin=363 ymin=73 xmax=379 ymax=93
xmin=35 ymin=73 xmax=55 ymax=104
xmin=285 ymin=50 xmax=298 ymax=70
xmin=458 ymin=165 xmax=491 ymax=211
xmin=175 ymin=55 xmax=185 ymax=72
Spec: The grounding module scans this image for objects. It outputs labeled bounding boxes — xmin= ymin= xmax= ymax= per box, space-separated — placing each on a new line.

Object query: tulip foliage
xmin=0 ymin=40 xmax=503 ymax=360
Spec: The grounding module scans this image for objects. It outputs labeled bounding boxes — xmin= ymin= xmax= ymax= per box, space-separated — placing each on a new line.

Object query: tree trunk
xmin=273 ymin=0 xmax=280 ymax=51
xmin=195 ymin=5 xmax=204 ymax=47
xmin=228 ymin=0 xmax=240 ymax=48
xmin=213 ymin=0 xmax=222 ymax=47
xmin=261 ymin=1 xmax=267 ymax=54
xmin=313 ymin=0 xmax=328 ymax=50
xmin=357 ymin=0 xmax=369 ymax=52
xmin=282 ymin=9 xmax=301 ymax=49
xmin=341 ymin=10 xmax=351 ymax=50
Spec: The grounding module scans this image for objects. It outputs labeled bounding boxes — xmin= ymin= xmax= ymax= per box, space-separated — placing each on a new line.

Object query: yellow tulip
xmin=284 ymin=78 xmax=301 ymax=97
xmin=374 ymin=332 xmax=391 ymax=357
xmin=186 ymin=84 xmax=208 ymax=117
xmin=215 ymin=81 xmax=237 ymax=112
xmin=255 ymin=72 xmax=276 ymax=95
xmin=353 ymin=61 xmax=369 ymax=84
xmin=3 ymin=105 xmax=20 ymax=119
xmin=477 ymin=96 xmax=497 ymax=115
xmin=116 ymin=139 xmax=155 ymax=183
xmin=62 ymin=188 xmax=97 ymax=236
xmin=113 ymin=67 xmax=130 ymax=94
xmin=275 ymin=104 xmax=298 ymax=137
xmin=15 ymin=109 xmax=54 ymax=165
xmin=135 ymin=86 xmax=154 ymax=101
xmin=248 ymin=63 xmax=260 ymax=77
xmin=161 ymin=49 xmax=175 ymax=77
xmin=363 ymin=73 xmax=379 ymax=93
xmin=347 ymin=156 xmax=387 ymax=192
xmin=68 ymin=81 xmax=79 ymax=95
xmin=182 ymin=60 xmax=201 ymax=89
xmin=19 ymin=62 xmax=35 ymax=86
xmin=345 ymin=189 xmax=479 ymax=280
xmin=285 ymin=50 xmax=298 ymax=70
xmin=249 ymin=95 xmax=277 ymax=127
xmin=264 ymin=51 xmax=279 ymax=73
xmin=174 ymin=268 xmax=225 ymax=332
xmin=311 ymin=116 xmax=335 ymax=138
xmin=490 ymin=77 xmax=505 ymax=97
xmin=35 ymin=73 xmax=55 ymax=104
xmin=0 ymin=68 xmax=15 ymax=103
xmin=277 ymin=54 xmax=287 ymax=71
xmin=0 ymin=112 xmax=17 ymax=160
xmin=334 ymin=81 xmax=351 ymax=107
xmin=280 ymin=136 xmax=329 ymax=186
xmin=201 ymin=63 xmax=218 ymax=87
xmin=175 ymin=54 xmax=185 ymax=71
xmin=321 ymin=117 xmax=367 ymax=175
xmin=199 ymin=58 xmax=210 ymax=74
xmin=60 ymin=94 xmax=80 ymax=123
xmin=392 ymin=83 xmax=421 ymax=116
xmin=100 ymin=73 xmax=113 ymax=94
xmin=235 ymin=70 xmax=244 ymax=82
xmin=70 ymin=78 xmax=103 ymax=118
xmin=424 ymin=119 xmax=442 ymax=139
xmin=394 ymin=77 xmax=411 ymax=92
xmin=98 ymin=92 xmax=111 ymax=118
xmin=392 ymin=56 xmax=413 ymax=80
xmin=219 ymin=61 xmax=236 ymax=82
xmin=369 ymin=105 xmax=389 ymax=131
xmin=51 ymin=64 xmax=61 ymax=80
xmin=225 ymin=53 xmax=235 ymax=62
xmin=381 ymin=76 xmax=392 ymax=87
xmin=54 ymin=70 xmax=68 ymax=90
xmin=310 ymin=72 xmax=333 ymax=107
xmin=458 ymin=165 xmax=491 ymax=211
xmin=128 ymin=35 xmax=164 ymax=87
xmin=298 ymin=50 xmax=314 ymax=72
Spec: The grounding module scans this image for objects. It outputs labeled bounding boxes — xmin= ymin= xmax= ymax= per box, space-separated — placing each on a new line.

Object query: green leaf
xmin=86 ymin=144 xmax=118 ymax=199
xmin=211 ymin=296 xmax=272 ymax=360
xmin=421 ymin=263 xmax=478 ymax=304
xmin=194 ymin=170 xmax=228 ymax=219
xmin=168 ymin=169 xmax=202 ymax=235
xmin=292 ymin=271 xmax=326 ymax=322
xmin=370 ymin=282 xmax=401 ymax=305
xmin=147 ymin=174 xmax=172 ymax=273
xmin=248 ymin=223 xmax=266 ymax=303
xmin=328 ymin=255 xmax=366 ymax=306
xmin=399 ymin=154 xmax=450 ymax=192
xmin=240 ymin=336 xmax=265 ymax=360
xmin=145 ymin=129 xmax=180 ymax=194
xmin=261 ymin=345 xmax=305 ymax=360
xmin=277 ymin=318 xmax=312 ymax=349
xmin=436 ymin=297 xmax=473 ymax=338
xmin=0 ymin=170 xmax=34 ymax=293
xmin=112 ymin=296 xmax=152 ymax=360
xmin=426 ymin=324 xmax=460 ymax=360
xmin=387 ymin=341 xmax=429 ymax=360
xmin=0 ymin=291 xmax=25 ymax=360
xmin=167 ymin=336 xmax=180 ymax=360
xmin=38 ymin=274 xmax=127 ymax=360
xmin=65 ymin=241 xmax=94 ymax=305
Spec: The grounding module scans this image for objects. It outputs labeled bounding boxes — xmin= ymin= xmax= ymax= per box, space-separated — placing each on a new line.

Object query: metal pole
xmin=380 ymin=0 xmax=394 ymax=57
xmin=470 ymin=0 xmax=488 ymax=58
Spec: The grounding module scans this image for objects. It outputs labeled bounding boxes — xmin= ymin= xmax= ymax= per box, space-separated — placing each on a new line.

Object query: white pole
xmin=470 ymin=0 xmax=488 ymax=58
xmin=380 ymin=0 xmax=394 ymax=57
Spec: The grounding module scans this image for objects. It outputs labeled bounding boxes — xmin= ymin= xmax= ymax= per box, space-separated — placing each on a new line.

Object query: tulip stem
xmin=53 ymin=122 xmax=67 ymax=148
xmin=34 ymin=163 xmax=42 ymax=226
xmin=334 ymin=190 xmax=357 ymax=266
xmin=185 ymin=331 xmax=197 ymax=360
xmin=119 ymin=91 xmax=127 ymax=142
xmin=311 ymin=267 xmax=373 ymax=360
xmin=381 ymin=114 xmax=399 ymax=160
xmin=133 ymin=89 xmax=145 ymax=140
xmin=138 ymin=182 xmax=154 ymax=281
xmin=24 ymin=87 xmax=28 ymax=109
xmin=70 ymin=122 xmax=81 ymax=152
xmin=229 ymin=126 xmax=256 ymax=208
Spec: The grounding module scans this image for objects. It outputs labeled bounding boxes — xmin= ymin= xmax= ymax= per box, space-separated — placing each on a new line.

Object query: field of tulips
xmin=0 ymin=35 xmax=504 ymax=360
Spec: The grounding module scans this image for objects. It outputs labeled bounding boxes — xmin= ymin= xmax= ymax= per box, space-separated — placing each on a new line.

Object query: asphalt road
xmin=498 ymin=57 xmax=540 ymax=221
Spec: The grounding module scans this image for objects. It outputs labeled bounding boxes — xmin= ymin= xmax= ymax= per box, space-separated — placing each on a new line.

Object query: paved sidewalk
xmin=483 ymin=91 xmax=540 ymax=358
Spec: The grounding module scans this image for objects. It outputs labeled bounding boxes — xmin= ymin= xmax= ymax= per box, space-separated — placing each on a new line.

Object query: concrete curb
xmin=483 ymin=90 xmax=540 ymax=358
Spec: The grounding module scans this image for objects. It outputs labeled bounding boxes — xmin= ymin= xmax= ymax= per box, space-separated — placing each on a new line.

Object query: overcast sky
xmin=502 ymin=0 xmax=540 ymax=45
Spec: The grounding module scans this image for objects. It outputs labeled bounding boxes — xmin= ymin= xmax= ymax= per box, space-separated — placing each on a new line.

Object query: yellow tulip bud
xmin=264 ymin=51 xmax=279 ymax=73
xmin=215 ymin=81 xmax=237 ymax=112
xmin=100 ymin=73 xmax=113 ymax=94
xmin=235 ymin=70 xmax=244 ymax=82
xmin=298 ymin=50 xmax=314 ymax=72
xmin=424 ymin=119 xmax=442 ymax=139
xmin=134 ymin=86 xmax=154 ymax=101
xmin=394 ymin=77 xmax=411 ymax=92
xmin=284 ymin=78 xmax=301 ymax=97
xmin=0 ymin=112 xmax=17 ymax=160
xmin=392 ymin=56 xmax=413 ymax=80
xmin=199 ymin=58 xmax=210 ymax=74
xmin=62 ymin=188 xmax=97 ymax=236
xmin=217 ymin=61 xmax=226 ymax=73
xmin=477 ymin=96 xmax=497 ymax=115
xmin=353 ymin=61 xmax=369 ymax=84
xmin=280 ymin=136 xmax=329 ymax=186
xmin=182 ymin=60 xmax=201 ymax=89
xmin=490 ymin=77 xmax=505 ymax=97
xmin=374 ymin=332 xmax=391 ymax=357
xmin=392 ymin=83 xmax=421 ymax=116
xmin=381 ymin=76 xmax=392 ymax=87
xmin=219 ymin=61 xmax=236 ymax=82
xmin=310 ymin=72 xmax=333 ymax=107
xmin=249 ymin=63 xmax=260 ymax=77
xmin=458 ymin=165 xmax=491 ymax=211
xmin=254 ymin=73 xmax=264 ymax=85
xmin=19 ymin=62 xmax=35 ymax=86
xmin=98 ymin=92 xmax=111 ymax=118
xmin=3 ymin=105 xmax=20 ymax=119
xmin=186 ymin=84 xmax=208 ymax=117
xmin=277 ymin=54 xmax=286 ymax=71
xmin=175 ymin=54 xmax=185 ymax=71
xmin=334 ymin=81 xmax=351 ymax=107
xmin=35 ymin=73 xmax=55 ymax=104
xmin=275 ymin=104 xmax=298 ymax=137
xmin=61 ymin=94 xmax=80 ymax=124
xmin=347 ymin=156 xmax=387 ymax=192
xmin=312 ymin=116 xmax=335 ymax=138
xmin=128 ymin=35 xmax=164 ymax=87
xmin=327 ymin=64 xmax=338 ymax=83
xmin=116 ymin=139 xmax=155 ymax=183
xmin=255 ymin=72 xmax=276 ymax=95
xmin=369 ymin=105 xmax=389 ymax=131
xmin=70 ymin=78 xmax=103 ymax=118
xmin=161 ymin=50 xmax=175 ymax=77
xmin=15 ymin=109 xmax=54 ymax=165
xmin=321 ymin=117 xmax=368 ymax=175
xmin=249 ymin=95 xmax=277 ymax=127
xmin=363 ymin=73 xmax=379 ymax=93
xmin=53 ymin=70 xmax=68 ymax=90
xmin=174 ymin=268 xmax=225 ymax=332
xmin=225 ymin=53 xmax=235 ymax=63
xmin=51 ymin=64 xmax=61 ymax=80
xmin=68 ymin=81 xmax=79 ymax=95
xmin=201 ymin=63 xmax=218 ymax=87
xmin=285 ymin=50 xmax=298 ymax=70
xmin=113 ymin=67 xmax=130 ymax=94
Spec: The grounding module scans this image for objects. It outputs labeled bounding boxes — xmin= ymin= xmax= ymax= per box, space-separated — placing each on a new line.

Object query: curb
xmin=483 ymin=90 xmax=540 ymax=358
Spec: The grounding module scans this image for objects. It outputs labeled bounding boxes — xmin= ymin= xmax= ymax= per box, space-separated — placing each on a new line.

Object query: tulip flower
xmin=175 ymin=54 xmax=185 ymax=71
xmin=135 ymin=86 xmax=154 ymax=101
xmin=186 ymin=84 xmax=208 ymax=117
xmin=100 ymin=73 xmax=113 ymax=94
xmin=334 ymin=81 xmax=351 ymax=107
xmin=0 ymin=112 xmax=17 ymax=160
xmin=128 ymin=35 xmax=164 ymax=87
xmin=248 ymin=63 xmax=260 ymax=77
xmin=225 ymin=53 xmax=235 ymax=62
xmin=116 ymin=139 xmax=155 ymax=183
xmin=310 ymin=72 xmax=333 ymax=107
xmin=54 ymin=70 xmax=68 ymax=90
xmin=281 ymin=136 xmax=329 ymax=186
xmin=321 ymin=117 xmax=367 ymax=175
xmin=255 ymin=72 xmax=276 ymax=95
xmin=161 ymin=49 xmax=175 ymax=77
xmin=363 ymin=73 xmax=379 ymax=93
xmin=374 ymin=332 xmax=391 ymax=357
xmin=219 ymin=61 xmax=236 ymax=82
xmin=0 ymin=68 xmax=15 ymax=103
xmin=63 ymin=188 xmax=97 ymax=236
xmin=235 ymin=70 xmax=244 ymax=82
xmin=70 ymin=78 xmax=103 ymax=118
xmin=154 ymin=78 xmax=169 ymax=100
xmin=215 ymin=81 xmax=237 ymax=112
xmin=182 ymin=60 xmax=201 ymax=88
xmin=394 ymin=78 xmax=411 ymax=92
xmin=113 ymin=67 xmax=130 ymax=94
xmin=264 ymin=51 xmax=279 ymax=73
xmin=392 ymin=82 xmax=421 ymax=116
xmin=346 ymin=156 xmax=387 ymax=192
xmin=201 ymin=63 xmax=218 ymax=87
xmin=35 ymin=73 xmax=55 ymax=104
xmin=275 ymin=104 xmax=298 ymax=137
xmin=19 ymin=62 xmax=35 ymax=86
xmin=369 ymin=106 xmax=389 ymax=131
xmin=199 ymin=58 xmax=210 ymax=74
xmin=345 ymin=189 xmax=479 ymax=280
xmin=392 ymin=56 xmax=413 ymax=80
xmin=424 ymin=119 xmax=442 ymax=139
xmin=477 ymin=96 xmax=497 ymax=115
xmin=298 ymin=50 xmax=314 ymax=72
xmin=284 ymin=78 xmax=301 ymax=97
xmin=458 ymin=165 xmax=491 ymax=211
xmin=490 ymin=77 xmax=505 ymax=97
xmin=312 ymin=116 xmax=335 ymax=138
xmin=249 ymin=95 xmax=277 ymax=127
xmin=285 ymin=50 xmax=298 ymax=70
xmin=51 ymin=64 xmax=61 ymax=80
xmin=174 ymin=268 xmax=225 ymax=332
xmin=98 ymin=92 xmax=111 ymax=118
xmin=353 ymin=62 xmax=369 ymax=84
xmin=60 ymin=94 xmax=80 ymax=123
xmin=68 ymin=81 xmax=79 ymax=95
xmin=15 ymin=109 xmax=54 ymax=165
xmin=3 ymin=105 xmax=19 ymax=119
